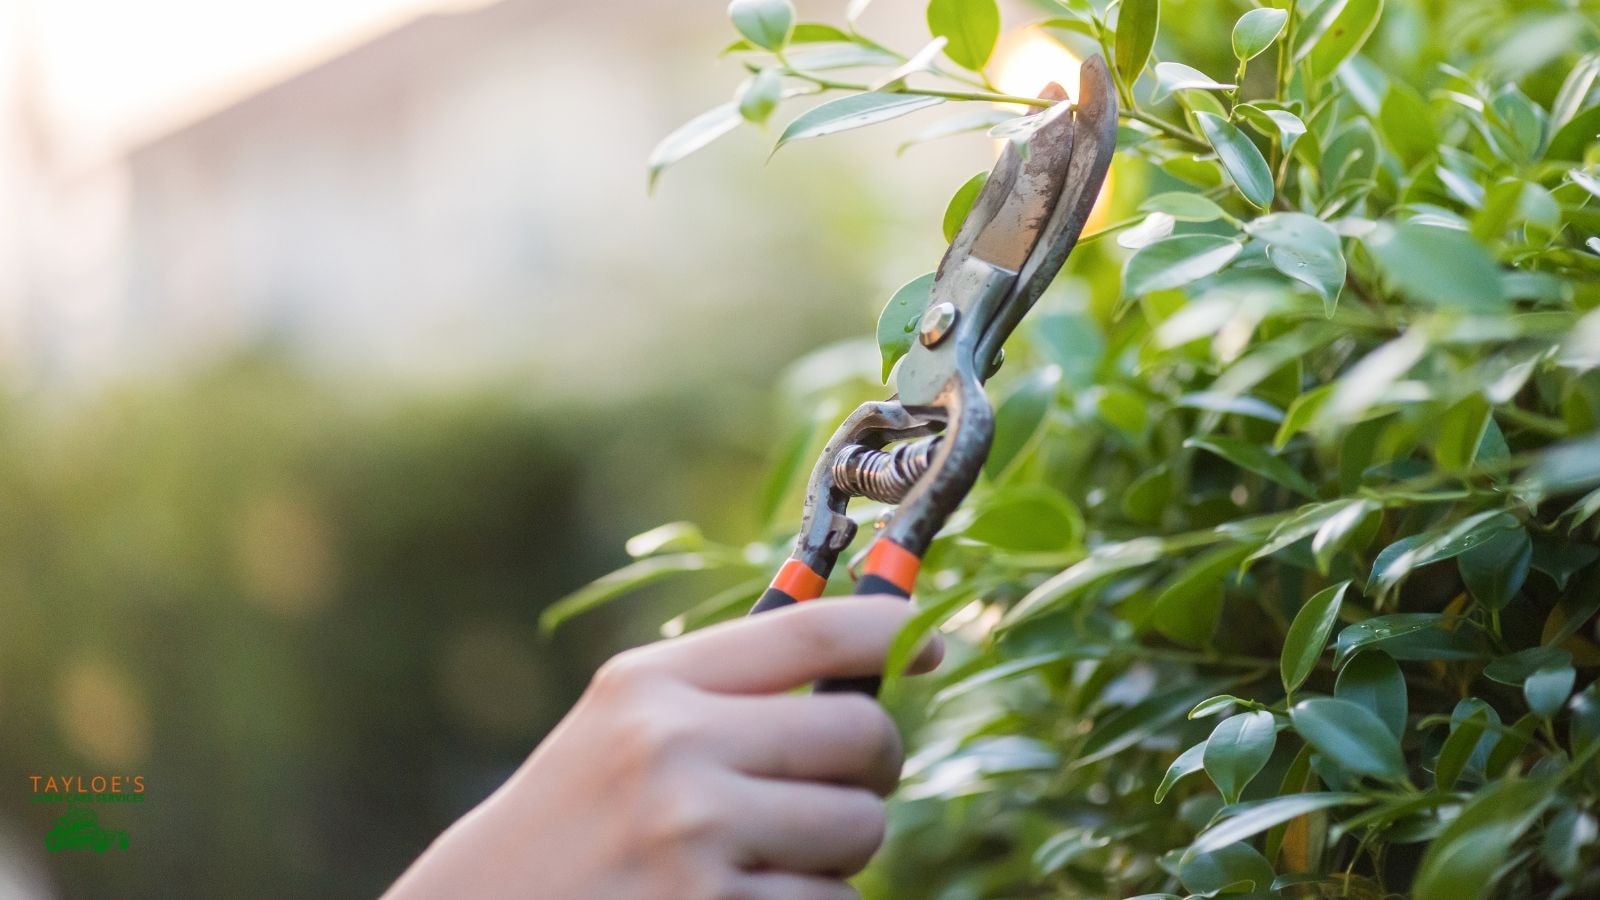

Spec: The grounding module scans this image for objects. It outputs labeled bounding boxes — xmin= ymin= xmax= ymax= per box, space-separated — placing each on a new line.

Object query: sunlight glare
xmin=993 ymin=29 xmax=1083 ymax=104
xmin=989 ymin=29 xmax=1114 ymax=233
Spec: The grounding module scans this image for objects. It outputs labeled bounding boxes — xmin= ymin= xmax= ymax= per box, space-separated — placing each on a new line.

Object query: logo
xmin=45 ymin=807 xmax=128 ymax=853
xmin=29 ymin=774 xmax=145 ymax=852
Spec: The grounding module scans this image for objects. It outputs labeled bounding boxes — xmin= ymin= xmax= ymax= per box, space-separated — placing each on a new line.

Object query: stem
xmin=1495 ymin=405 xmax=1568 ymax=438
xmin=1277 ymin=0 xmax=1298 ymax=101
xmin=1128 ymin=109 xmax=1210 ymax=152
xmin=785 ymin=70 xmax=1053 ymax=107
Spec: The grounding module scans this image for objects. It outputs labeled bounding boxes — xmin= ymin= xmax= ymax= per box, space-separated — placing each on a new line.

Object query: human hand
xmin=385 ymin=596 xmax=942 ymax=900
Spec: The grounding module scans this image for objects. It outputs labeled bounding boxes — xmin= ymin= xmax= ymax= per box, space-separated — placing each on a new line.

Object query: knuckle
xmin=611 ymin=705 xmax=695 ymax=773
xmin=787 ymin=604 xmax=847 ymax=658
xmin=590 ymin=650 xmax=655 ymax=699
xmin=643 ymin=784 xmax=725 ymax=849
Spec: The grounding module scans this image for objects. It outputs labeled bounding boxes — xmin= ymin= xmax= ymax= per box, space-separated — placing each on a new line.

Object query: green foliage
xmin=615 ymin=0 xmax=1600 ymax=895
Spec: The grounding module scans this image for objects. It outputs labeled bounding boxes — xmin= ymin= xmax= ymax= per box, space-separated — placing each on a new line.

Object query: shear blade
xmin=966 ymin=99 xmax=1078 ymax=273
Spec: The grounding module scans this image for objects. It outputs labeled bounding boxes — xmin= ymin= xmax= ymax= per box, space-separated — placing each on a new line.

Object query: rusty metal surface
xmin=781 ymin=54 xmax=1119 ymax=574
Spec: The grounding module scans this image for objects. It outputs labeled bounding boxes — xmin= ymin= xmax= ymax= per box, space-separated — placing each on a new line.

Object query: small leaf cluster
xmin=577 ymin=0 xmax=1600 ymax=897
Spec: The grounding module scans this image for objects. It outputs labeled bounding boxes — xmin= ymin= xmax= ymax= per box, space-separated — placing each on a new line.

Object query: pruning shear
xmin=749 ymin=55 xmax=1119 ymax=695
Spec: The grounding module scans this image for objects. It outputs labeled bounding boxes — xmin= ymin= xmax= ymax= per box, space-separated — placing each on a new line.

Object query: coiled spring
xmin=832 ymin=437 xmax=940 ymax=504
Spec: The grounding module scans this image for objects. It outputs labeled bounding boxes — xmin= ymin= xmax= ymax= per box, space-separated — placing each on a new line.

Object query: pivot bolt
xmin=919 ymin=302 xmax=958 ymax=347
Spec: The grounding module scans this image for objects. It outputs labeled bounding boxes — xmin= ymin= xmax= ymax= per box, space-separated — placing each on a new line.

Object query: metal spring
xmin=832 ymin=437 xmax=940 ymax=504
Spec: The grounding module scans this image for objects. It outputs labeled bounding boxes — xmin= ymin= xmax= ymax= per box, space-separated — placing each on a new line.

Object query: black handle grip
xmin=813 ymin=573 xmax=913 ymax=696
xmin=748 ymin=586 xmax=799 ymax=616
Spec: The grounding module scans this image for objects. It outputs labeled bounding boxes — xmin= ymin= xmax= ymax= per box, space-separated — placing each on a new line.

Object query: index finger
xmin=641 ymin=597 xmax=943 ymax=694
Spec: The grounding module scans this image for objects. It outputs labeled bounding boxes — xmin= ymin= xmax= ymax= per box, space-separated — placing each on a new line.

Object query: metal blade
xmin=933 ymin=91 xmax=1076 ymax=280
xmin=965 ymin=98 xmax=1078 ymax=272
xmin=973 ymin=54 xmax=1119 ymax=372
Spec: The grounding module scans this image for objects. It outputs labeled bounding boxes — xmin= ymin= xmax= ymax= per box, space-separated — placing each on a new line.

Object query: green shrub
xmin=567 ymin=0 xmax=1600 ymax=895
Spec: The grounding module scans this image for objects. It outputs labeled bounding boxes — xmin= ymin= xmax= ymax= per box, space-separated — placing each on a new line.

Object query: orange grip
xmin=862 ymin=540 xmax=921 ymax=595
xmin=772 ymin=558 xmax=827 ymax=602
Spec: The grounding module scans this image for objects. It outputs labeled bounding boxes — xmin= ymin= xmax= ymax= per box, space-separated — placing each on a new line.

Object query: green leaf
xmin=1546 ymin=104 xmax=1600 ymax=162
xmin=1185 ymin=435 xmax=1316 ymax=497
xmin=737 ymin=69 xmax=785 ymax=125
xmin=1178 ymin=842 xmax=1275 ymax=896
xmin=1433 ymin=709 xmax=1487 ymax=792
xmin=1156 ymin=741 xmax=1208 ymax=803
xmin=931 ymin=651 xmax=1072 ymax=707
xmin=774 ymin=93 xmax=945 ymax=152
xmin=782 ymin=44 xmax=899 ymax=70
xmin=1139 ymin=191 xmax=1228 ymax=222
xmin=1290 ymin=697 xmax=1408 ymax=781
xmin=722 ymin=23 xmax=852 ymax=54
xmin=648 ymin=104 xmax=744 ymax=190
xmin=541 ymin=554 xmax=729 ymax=632
xmin=962 ymin=486 xmax=1083 ymax=552
xmin=1192 ymin=793 xmax=1367 ymax=854
xmin=1173 ymin=392 xmax=1284 ymax=422
xmin=1485 ymin=647 xmax=1572 ymax=689
xmin=1003 ymin=536 xmax=1171 ymax=626
xmin=899 ymin=109 xmax=1020 ymax=154
xmin=1113 ymin=209 xmax=1177 ymax=248
xmin=1434 ymin=394 xmax=1492 ymax=474
xmin=727 ymin=0 xmax=795 ymax=50
xmin=1363 ymin=222 xmax=1504 ymax=311
xmin=1298 ymin=0 xmax=1384 ymax=84
xmin=1412 ymin=778 xmax=1556 ymax=900
xmin=986 ymin=367 xmax=1057 ymax=478
xmin=1204 ymin=710 xmax=1278 ymax=804
xmin=1457 ymin=525 xmax=1531 ymax=611
xmin=1542 ymin=806 xmax=1599 ymax=882
xmin=1190 ymin=695 xmax=1246 ymax=719
xmin=1114 ymin=0 xmax=1160 ymax=88
xmin=1369 ymin=512 xmax=1521 ymax=598
xmin=1236 ymin=103 xmax=1307 ymax=153
xmin=880 ymin=587 xmax=978 ymax=693
xmin=1378 ymin=85 xmax=1437 ymax=166
xmin=1281 ymin=581 xmax=1351 ymax=696
xmin=877 ymin=273 xmax=935 ymax=382
xmin=1121 ymin=464 xmax=1172 ymax=524
xmin=1275 ymin=385 xmax=1333 ymax=449
xmin=1124 ymin=235 xmax=1243 ymax=297
xmin=943 ymin=171 xmax=988 ymax=243
xmin=1334 ymin=613 xmax=1479 ymax=666
xmin=1526 ymin=666 xmax=1576 ymax=718
xmin=1553 ymin=53 xmax=1600 ymax=129
xmin=1195 ymin=112 xmax=1274 ymax=208
xmin=1247 ymin=213 xmax=1346 ymax=313
xmin=1335 ymin=650 xmax=1407 ymax=739
xmin=1530 ymin=539 xmax=1600 ymax=590
xmin=1311 ymin=499 xmax=1377 ymax=575
xmin=1153 ymin=62 xmax=1235 ymax=99
xmin=1232 ymin=8 xmax=1288 ymax=62
xmin=1519 ymin=434 xmax=1600 ymax=501
xmin=625 ymin=521 xmax=708 ymax=558
xmin=926 ymin=0 xmax=1000 ymax=72
xmin=1151 ymin=542 xmax=1258 ymax=647
xmin=1076 ymin=681 xmax=1223 ymax=766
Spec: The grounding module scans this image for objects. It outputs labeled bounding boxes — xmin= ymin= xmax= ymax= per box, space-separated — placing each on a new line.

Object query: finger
xmin=645 ymin=597 xmax=943 ymax=694
xmin=732 ymin=777 xmax=886 ymax=876
xmin=730 ymin=872 xmax=858 ymax=900
xmin=703 ymin=693 xmax=904 ymax=796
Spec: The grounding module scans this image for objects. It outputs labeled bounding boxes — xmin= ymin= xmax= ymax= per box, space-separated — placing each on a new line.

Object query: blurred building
xmin=0 ymin=0 xmax=981 ymax=399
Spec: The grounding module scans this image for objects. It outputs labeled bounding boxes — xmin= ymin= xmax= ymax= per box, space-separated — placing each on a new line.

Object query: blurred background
xmin=0 ymin=0 xmax=1022 ymax=895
